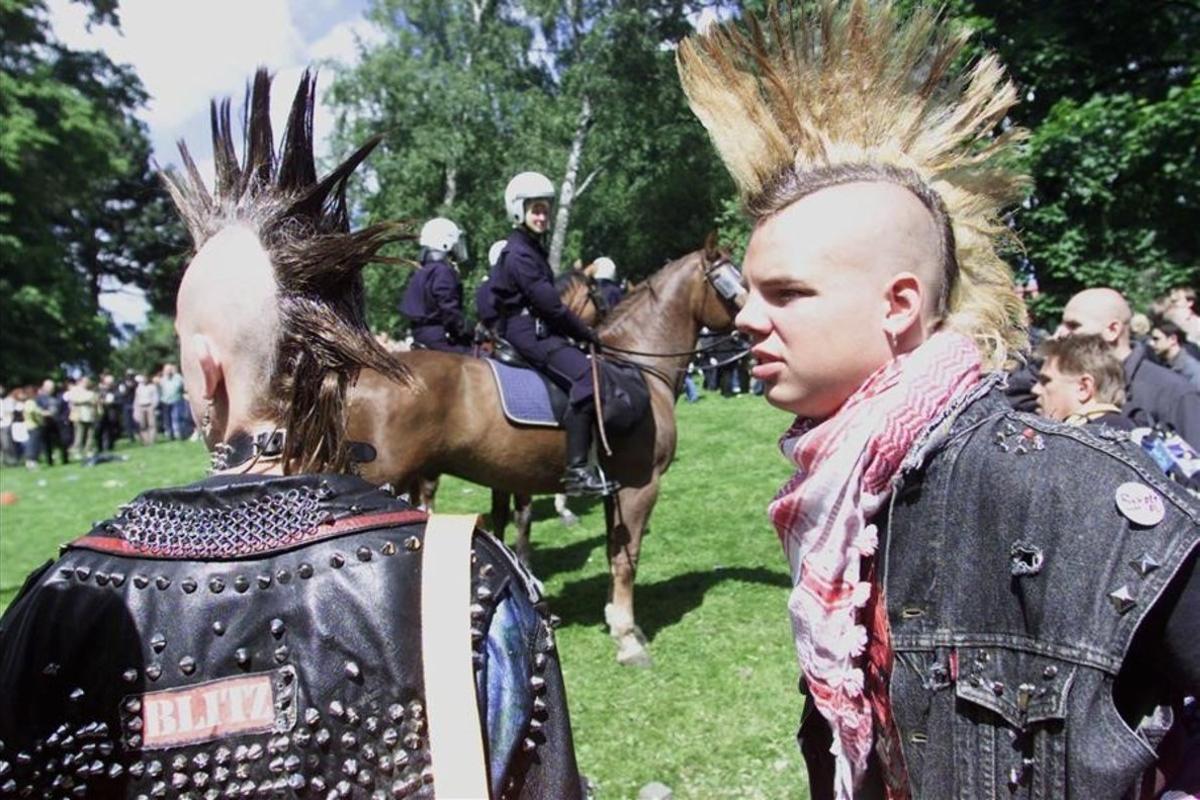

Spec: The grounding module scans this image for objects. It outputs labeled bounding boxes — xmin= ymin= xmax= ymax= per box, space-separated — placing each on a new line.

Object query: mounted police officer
xmin=474 ymin=238 xmax=507 ymax=342
xmin=400 ymin=216 xmax=472 ymax=353
xmin=488 ymin=172 xmax=616 ymax=497
xmin=0 ymin=72 xmax=584 ymax=800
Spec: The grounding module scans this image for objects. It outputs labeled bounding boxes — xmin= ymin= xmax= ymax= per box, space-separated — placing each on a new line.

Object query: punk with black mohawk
xmin=163 ymin=68 xmax=411 ymax=474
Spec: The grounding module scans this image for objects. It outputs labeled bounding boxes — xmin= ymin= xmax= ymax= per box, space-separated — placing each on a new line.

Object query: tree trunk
xmin=443 ymin=164 xmax=458 ymax=207
xmin=548 ymin=95 xmax=592 ymax=273
xmin=83 ymin=234 xmax=102 ymax=311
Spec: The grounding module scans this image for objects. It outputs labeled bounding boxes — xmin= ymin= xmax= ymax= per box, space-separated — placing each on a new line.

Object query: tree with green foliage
xmin=527 ymin=2 xmax=734 ymax=276
xmin=958 ymin=0 xmax=1200 ymax=320
xmin=0 ymin=0 xmax=186 ymax=383
xmin=328 ymin=0 xmax=544 ymax=335
xmin=1021 ymin=80 xmax=1199 ymax=315
xmin=329 ymin=0 xmax=731 ymax=336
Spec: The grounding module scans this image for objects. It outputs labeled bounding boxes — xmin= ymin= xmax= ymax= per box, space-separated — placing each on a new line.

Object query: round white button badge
xmin=1114 ymin=482 xmax=1166 ymax=527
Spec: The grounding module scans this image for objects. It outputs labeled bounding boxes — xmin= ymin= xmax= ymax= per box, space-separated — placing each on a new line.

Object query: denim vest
xmin=800 ymin=381 xmax=1200 ymax=799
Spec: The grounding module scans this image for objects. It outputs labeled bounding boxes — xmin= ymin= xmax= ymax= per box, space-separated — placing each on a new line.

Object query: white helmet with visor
xmin=419 ymin=217 xmax=468 ymax=262
xmin=504 ymin=172 xmax=555 ymax=225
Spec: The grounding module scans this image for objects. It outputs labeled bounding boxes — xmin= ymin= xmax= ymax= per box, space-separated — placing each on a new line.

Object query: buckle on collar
xmin=210 ymin=428 xmax=288 ymax=473
xmin=254 ymin=430 xmax=286 ymax=458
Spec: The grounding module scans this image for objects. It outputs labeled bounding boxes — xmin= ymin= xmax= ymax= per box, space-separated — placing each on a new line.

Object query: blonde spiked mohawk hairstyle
xmin=677 ymin=0 xmax=1029 ymax=368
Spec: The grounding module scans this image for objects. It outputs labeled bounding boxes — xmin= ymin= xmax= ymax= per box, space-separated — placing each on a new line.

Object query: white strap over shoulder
xmin=420 ymin=513 xmax=490 ymax=799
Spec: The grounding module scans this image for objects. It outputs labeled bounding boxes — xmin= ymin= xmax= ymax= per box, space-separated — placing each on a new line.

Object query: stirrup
xmin=562 ymin=465 xmax=620 ymax=497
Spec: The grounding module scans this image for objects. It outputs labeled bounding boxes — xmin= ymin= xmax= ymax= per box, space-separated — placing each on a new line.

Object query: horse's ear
xmin=703 ymin=230 xmax=720 ymax=262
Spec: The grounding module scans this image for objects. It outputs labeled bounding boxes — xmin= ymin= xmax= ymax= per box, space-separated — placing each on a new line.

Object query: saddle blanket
xmin=486 ymin=359 xmax=566 ymax=428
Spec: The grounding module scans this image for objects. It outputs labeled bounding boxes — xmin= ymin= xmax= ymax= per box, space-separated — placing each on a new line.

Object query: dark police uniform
xmin=488 ymin=228 xmax=596 ymax=406
xmin=0 ymin=472 xmax=584 ymax=799
xmin=476 ymin=278 xmax=500 ymax=335
xmin=400 ymin=252 xmax=471 ymax=353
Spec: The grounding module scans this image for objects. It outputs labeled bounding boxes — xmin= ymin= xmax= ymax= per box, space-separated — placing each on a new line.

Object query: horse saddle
xmin=486 ymin=359 xmax=569 ymax=428
xmin=487 ymin=332 xmax=527 ymax=367
xmin=486 ymin=356 xmax=651 ymax=434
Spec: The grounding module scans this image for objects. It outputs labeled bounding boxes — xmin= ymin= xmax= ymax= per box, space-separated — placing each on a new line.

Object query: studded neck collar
xmin=209 ymin=428 xmax=287 ymax=473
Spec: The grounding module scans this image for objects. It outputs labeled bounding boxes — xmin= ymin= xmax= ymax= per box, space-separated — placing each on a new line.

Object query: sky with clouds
xmin=46 ymin=0 xmax=380 ymax=327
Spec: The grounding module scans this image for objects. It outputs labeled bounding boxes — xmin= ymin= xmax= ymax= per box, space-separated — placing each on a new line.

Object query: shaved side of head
xmin=739 ymin=179 xmax=952 ymax=416
xmin=163 ymin=70 xmax=412 ymax=472
xmin=766 ymin=180 xmax=946 ymax=320
xmin=176 ymin=225 xmax=281 ymax=428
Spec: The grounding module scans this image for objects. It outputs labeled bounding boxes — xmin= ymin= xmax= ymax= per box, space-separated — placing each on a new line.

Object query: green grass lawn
xmin=0 ymin=393 xmax=807 ymax=799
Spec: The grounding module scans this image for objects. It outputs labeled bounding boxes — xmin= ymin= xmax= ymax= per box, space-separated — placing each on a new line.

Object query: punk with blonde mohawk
xmin=677 ymin=0 xmax=1029 ymax=369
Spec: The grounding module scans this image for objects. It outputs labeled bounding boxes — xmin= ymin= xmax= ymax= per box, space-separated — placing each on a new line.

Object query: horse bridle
xmin=586 ymin=278 xmax=610 ymax=319
xmin=598 ymin=254 xmax=747 ymax=361
xmin=702 ymin=254 xmax=747 ymax=314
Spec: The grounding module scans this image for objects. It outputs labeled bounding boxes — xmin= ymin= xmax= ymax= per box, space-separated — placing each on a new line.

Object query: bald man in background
xmin=1058 ymin=287 xmax=1200 ymax=448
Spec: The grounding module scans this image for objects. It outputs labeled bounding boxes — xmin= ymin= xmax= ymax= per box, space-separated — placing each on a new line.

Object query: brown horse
xmin=347 ymin=241 xmax=743 ymax=666
xmin=411 ymin=267 xmax=605 ymax=515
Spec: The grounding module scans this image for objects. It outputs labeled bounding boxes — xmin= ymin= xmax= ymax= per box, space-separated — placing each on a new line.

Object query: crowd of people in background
xmin=687 ymin=327 xmax=759 ymax=401
xmin=0 ymin=363 xmax=194 ymax=469
xmin=1012 ymin=285 xmax=1200 ymax=491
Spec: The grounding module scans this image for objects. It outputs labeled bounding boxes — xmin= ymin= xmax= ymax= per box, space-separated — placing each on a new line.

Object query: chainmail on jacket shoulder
xmin=114 ymin=484 xmax=337 ymax=559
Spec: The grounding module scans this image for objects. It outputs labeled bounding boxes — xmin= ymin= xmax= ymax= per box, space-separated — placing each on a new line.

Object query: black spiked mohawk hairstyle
xmin=163 ymin=68 xmax=411 ymax=474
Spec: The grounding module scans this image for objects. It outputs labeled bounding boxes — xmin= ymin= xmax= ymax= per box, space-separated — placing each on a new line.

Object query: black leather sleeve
xmin=513 ymin=642 xmax=584 ymax=800
xmin=469 ymin=532 xmax=584 ymax=800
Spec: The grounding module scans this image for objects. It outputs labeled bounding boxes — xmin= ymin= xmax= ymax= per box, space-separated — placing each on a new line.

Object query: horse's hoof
xmin=559 ymin=510 xmax=579 ymax=527
xmin=616 ymin=634 xmax=653 ymax=668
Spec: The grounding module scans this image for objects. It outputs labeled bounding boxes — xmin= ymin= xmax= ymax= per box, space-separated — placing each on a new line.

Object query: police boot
xmin=562 ymin=406 xmax=619 ymax=497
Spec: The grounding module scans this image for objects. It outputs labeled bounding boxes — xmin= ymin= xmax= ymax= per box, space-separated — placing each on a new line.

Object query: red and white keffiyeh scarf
xmin=769 ymin=331 xmax=981 ymax=799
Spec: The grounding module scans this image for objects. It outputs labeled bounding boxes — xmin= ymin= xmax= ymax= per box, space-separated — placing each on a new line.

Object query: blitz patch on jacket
xmin=123 ymin=666 xmax=298 ymax=749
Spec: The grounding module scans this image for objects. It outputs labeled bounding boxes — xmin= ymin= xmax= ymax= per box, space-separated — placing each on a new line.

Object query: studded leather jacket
xmin=798 ymin=381 xmax=1200 ymax=800
xmin=0 ymin=473 xmax=583 ymax=799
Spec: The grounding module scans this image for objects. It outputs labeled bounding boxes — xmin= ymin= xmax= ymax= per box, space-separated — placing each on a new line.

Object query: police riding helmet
xmin=487 ymin=239 xmax=508 ymax=269
xmin=419 ymin=217 xmax=468 ymax=262
xmin=504 ymin=172 xmax=555 ymax=226
xmin=592 ymin=256 xmax=617 ymax=281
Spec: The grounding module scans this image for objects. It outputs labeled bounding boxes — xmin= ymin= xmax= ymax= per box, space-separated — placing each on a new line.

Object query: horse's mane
xmin=554 ymin=269 xmax=590 ymax=293
xmin=598 ymin=251 xmax=697 ymax=340
xmin=161 ymin=69 xmax=412 ymax=475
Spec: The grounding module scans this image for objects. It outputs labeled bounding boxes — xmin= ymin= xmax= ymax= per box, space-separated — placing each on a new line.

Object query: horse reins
xmin=588 ymin=343 xmax=614 ymax=457
xmin=597 ymin=334 xmax=743 ymax=360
